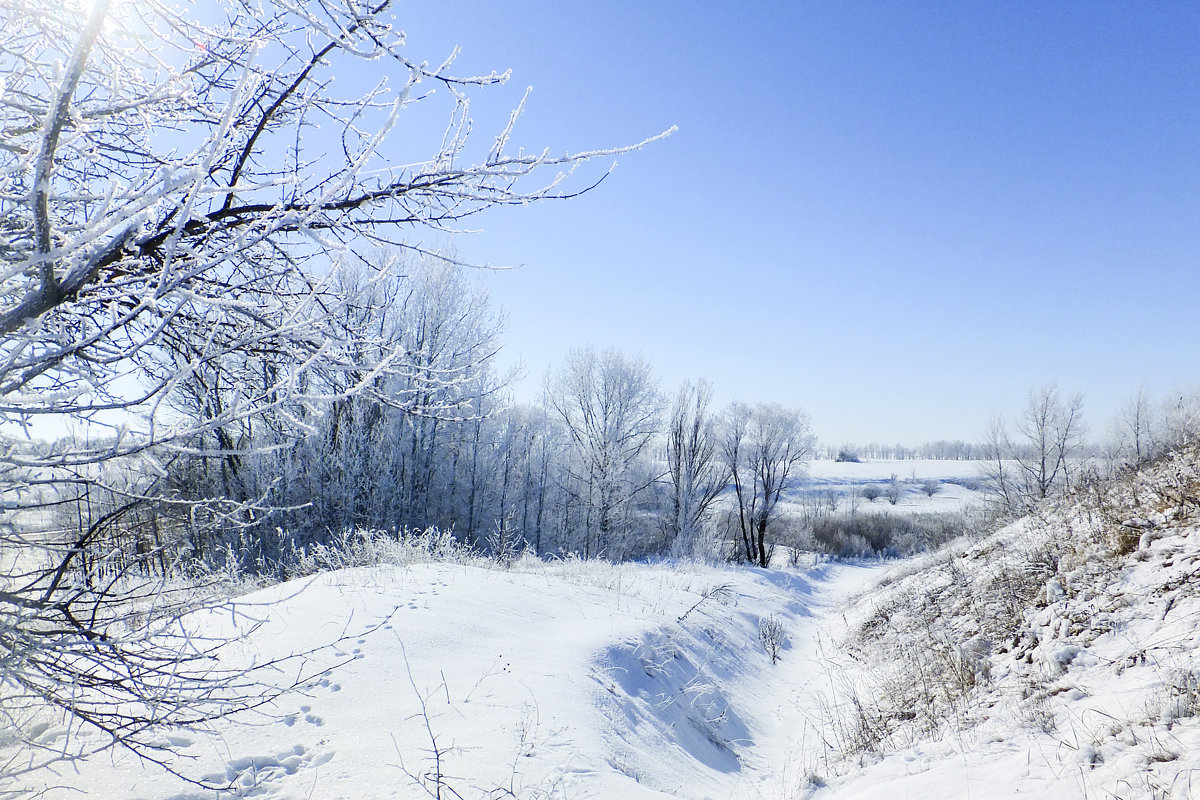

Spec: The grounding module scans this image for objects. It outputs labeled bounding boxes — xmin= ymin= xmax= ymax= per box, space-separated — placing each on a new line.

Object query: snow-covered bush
xmin=809 ymin=512 xmax=973 ymax=558
xmin=285 ymin=527 xmax=475 ymax=577
xmin=885 ymin=474 xmax=902 ymax=505
xmin=668 ymin=517 xmax=734 ymax=563
xmin=758 ymin=615 xmax=787 ymax=665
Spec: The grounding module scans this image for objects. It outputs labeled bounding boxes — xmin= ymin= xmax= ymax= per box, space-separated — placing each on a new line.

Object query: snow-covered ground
xmin=11 ymin=454 xmax=1200 ymax=799
xmin=813 ymin=448 xmax=1200 ymax=799
xmin=13 ymin=556 xmax=885 ymax=799
xmin=801 ymin=459 xmax=990 ymax=514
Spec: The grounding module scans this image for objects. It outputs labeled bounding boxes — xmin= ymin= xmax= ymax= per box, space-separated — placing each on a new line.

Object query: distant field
xmin=795 ymin=459 xmax=992 ymax=514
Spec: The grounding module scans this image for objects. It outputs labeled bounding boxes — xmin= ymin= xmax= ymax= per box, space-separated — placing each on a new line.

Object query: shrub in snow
xmin=485 ymin=520 xmax=527 ymax=568
xmin=668 ymin=518 xmax=732 ymax=563
xmin=809 ymin=512 xmax=973 ymax=558
xmin=885 ymin=474 xmax=902 ymax=505
xmin=1165 ymin=669 xmax=1200 ymax=722
xmin=285 ymin=526 xmax=473 ymax=577
xmin=758 ymin=615 xmax=787 ymax=665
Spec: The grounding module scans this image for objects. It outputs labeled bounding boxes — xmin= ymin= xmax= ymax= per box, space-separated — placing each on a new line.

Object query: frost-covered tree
xmin=469 ymin=401 xmax=569 ymax=555
xmin=721 ymin=403 xmax=815 ymax=567
xmin=1102 ymin=386 xmax=1156 ymax=470
xmin=0 ymin=0 xmax=665 ymax=776
xmin=664 ymin=379 xmax=728 ymax=555
xmin=225 ymin=253 xmax=511 ymax=557
xmin=984 ymin=383 xmax=1086 ymax=513
xmin=546 ymin=348 xmax=662 ymax=557
xmin=1157 ymin=386 xmax=1200 ymax=453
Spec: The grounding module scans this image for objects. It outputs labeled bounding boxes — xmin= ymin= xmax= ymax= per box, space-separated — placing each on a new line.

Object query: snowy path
xmin=13 ymin=559 xmax=891 ymax=799
xmin=730 ymin=562 xmax=887 ymax=799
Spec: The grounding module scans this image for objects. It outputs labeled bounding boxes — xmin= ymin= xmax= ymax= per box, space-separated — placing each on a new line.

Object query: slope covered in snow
xmin=13 ymin=556 xmax=883 ymax=799
xmin=816 ymin=445 xmax=1200 ymax=799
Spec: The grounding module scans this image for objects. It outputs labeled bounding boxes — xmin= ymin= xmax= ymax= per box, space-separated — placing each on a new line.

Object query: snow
xmin=802 ymin=458 xmax=990 ymax=514
xmin=811 ymin=450 xmax=1200 ymax=800
xmin=10 ymin=455 xmax=1200 ymax=799
xmin=12 ymin=558 xmax=885 ymax=799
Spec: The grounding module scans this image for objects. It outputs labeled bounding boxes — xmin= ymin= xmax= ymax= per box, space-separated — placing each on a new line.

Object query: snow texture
xmin=11 ymin=557 xmax=880 ymax=798
xmin=10 ymin=453 xmax=1200 ymax=799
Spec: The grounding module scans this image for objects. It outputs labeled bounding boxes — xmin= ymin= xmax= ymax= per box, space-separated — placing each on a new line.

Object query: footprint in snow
xmin=201 ymin=744 xmax=334 ymax=790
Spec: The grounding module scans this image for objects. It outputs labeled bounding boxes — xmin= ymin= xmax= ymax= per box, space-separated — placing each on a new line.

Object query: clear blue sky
xmin=392 ymin=1 xmax=1200 ymax=445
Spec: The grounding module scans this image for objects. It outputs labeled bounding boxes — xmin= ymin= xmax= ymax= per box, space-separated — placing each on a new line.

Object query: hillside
xmin=817 ymin=444 xmax=1200 ymax=798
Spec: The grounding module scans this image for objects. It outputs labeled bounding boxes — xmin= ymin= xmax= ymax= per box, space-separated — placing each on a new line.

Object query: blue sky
xmin=392 ymin=1 xmax=1200 ymax=445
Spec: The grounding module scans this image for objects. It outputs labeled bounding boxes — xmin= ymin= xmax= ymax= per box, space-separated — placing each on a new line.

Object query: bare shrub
xmin=1166 ymin=669 xmax=1200 ymax=722
xmin=485 ymin=518 xmax=527 ymax=568
xmin=677 ymin=583 xmax=736 ymax=624
xmin=809 ymin=512 xmax=972 ymax=558
xmin=885 ymin=474 xmax=902 ymax=505
xmin=758 ymin=615 xmax=787 ymax=665
xmin=285 ymin=527 xmax=475 ymax=577
xmin=921 ymin=479 xmax=941 ymax=498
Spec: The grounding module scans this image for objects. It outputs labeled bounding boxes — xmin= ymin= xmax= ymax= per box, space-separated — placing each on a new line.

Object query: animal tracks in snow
xmin=198 ymin=744 xmax=335 ymax=797
xmin=280 ymin=705 xmax=324 ymax=728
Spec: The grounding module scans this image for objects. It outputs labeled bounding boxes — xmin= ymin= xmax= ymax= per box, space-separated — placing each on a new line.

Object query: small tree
xmin=921 ymin=479 xmax=941 ymax=498
xmin=861 ymin=485 xmax=883 ymax=502
xmin=758 ymin=615 xmax=787 ymax=665
xmin=1114 ymin=386 xmax=1156 ymax=465
xmin=885 ymin=473 xmax=902 ymax=505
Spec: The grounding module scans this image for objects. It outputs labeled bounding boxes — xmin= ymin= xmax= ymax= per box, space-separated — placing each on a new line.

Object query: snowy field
xmin=13 ymin=557 xmax=886 ymax=799
xmin=798 ymin=458 xmax=991 ymax=514
xmin=7 ymin=461 xmax=993 ymax=800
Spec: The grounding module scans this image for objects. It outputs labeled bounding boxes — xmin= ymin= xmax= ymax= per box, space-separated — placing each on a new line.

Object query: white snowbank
xmin=14 ymin=558 xmax=883 ymax=799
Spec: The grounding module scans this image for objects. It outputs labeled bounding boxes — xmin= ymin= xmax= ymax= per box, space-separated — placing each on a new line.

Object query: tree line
xmin=50 ymin=254 xmax=815 ymax=574
xmin=825 ymin=441 xmax=991 ymax=462
xmin=982 ymin=382 xmax=1200 ymax=515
